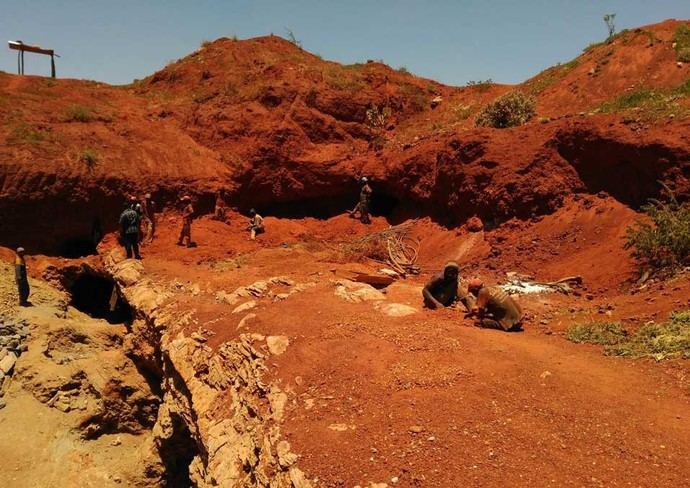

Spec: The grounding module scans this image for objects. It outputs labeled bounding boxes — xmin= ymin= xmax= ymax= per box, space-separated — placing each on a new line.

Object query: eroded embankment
xmin=104 ymin=252 xmax=312 ymax=487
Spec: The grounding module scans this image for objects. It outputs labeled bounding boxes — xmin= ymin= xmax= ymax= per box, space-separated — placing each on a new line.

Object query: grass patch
xmin=567 ymin=322 xmax=627 ymax=345
xmin=323 ymin=64 xmax=366 ymax=91
xmin=448 ymin=103 xmax=474 ymax=123
xmin=597 ymin=79 xmax=690 ymax=118
xmin=673 ymin=24 xmax=690 ymax=62
xmin=400 ymin=83 xmax=427 ymax=112
xmin=625 ymin=186 xmax=690 ymax=273
xmin=65 ymin=104 xmax=94 ymax=122
xmin=465 ymin=79 xmax=494 ymax=93
xmin=567 ymin=312 xmax=690 ymax=361
xmin=7 ymin=122 xmax=45 ymax=145
xmin=525 ymin=59 xmax=580 ymax=95
xmin=79 ymin=148 xmax=98 ymax=169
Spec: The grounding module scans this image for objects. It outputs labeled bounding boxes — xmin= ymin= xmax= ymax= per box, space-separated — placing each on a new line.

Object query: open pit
xmin=1 ymin=18 xmax=690 ymax=488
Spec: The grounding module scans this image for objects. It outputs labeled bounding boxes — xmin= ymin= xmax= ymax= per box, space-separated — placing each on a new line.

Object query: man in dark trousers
xmin=177 ymin=195 xmax=195 ymax=247
xmin=349 ymin=176 xmax=373 ymax=224
xmin=15 ymin=247 xmax=30 ymax=306
xmin=119 ymin=197 xmax=142 ymax=259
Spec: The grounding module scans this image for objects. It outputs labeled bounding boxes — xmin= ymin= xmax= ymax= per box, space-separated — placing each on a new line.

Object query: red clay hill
xmin=1 ymin=19 xmax=690 ymax=255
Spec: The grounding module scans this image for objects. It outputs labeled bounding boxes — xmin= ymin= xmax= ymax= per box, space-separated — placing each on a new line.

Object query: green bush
xmin=475 ymin=91 xmax=536 ymax=128
xmin=624 ymin=187 xmax=690 ymax=273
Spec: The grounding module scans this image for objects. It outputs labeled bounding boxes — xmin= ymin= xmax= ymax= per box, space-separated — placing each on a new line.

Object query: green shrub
xmin=674 ymin=24 xmax=690 ymax=62
xmin=80 ymin=148 xmax=98 ymax=169
xmin=475 ymin=91 xmax=536 ymax=128
xmin=624 ymin=186 xmax=690 ymax=273
xmin=66 ymin=104 xmax=94 ymax=122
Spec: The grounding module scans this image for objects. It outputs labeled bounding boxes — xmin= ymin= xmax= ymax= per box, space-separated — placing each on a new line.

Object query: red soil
xmin=73 ymin=206 xmax=689 ymax=487
xmin=1 ymin=18 xmax=690 ymax=487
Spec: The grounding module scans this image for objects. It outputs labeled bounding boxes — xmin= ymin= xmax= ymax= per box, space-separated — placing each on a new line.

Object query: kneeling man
xmin=467 ymin=279 xmax=523 ymax=331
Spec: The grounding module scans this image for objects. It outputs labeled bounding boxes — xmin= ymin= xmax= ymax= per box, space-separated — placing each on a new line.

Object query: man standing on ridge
xmin=119 ymin=197 xmax=142 ymax=259
xmin=177 ymin=195 xmax=195 ymax=247
xmin=15 ymin=247 xmax=30 ymax=306
xmin=349 ymin=176 xmax=373 ymax=224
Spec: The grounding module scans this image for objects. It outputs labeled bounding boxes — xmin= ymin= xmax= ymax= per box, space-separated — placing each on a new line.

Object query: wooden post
xmin=8 ymin=40 xmax=58 ymax=77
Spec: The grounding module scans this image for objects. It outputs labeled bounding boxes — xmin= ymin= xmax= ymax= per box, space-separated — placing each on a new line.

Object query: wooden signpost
xmin=8 ymin=40 xmax=59 ymax=78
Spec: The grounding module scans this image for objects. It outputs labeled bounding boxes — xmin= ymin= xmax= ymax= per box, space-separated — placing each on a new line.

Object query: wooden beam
xmin=8 ymin=41 xmax=54 ymax=56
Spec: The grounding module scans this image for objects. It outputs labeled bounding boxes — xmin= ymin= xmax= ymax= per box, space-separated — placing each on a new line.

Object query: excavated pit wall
xmin=103 ymin=251 xmax=312 ymax=488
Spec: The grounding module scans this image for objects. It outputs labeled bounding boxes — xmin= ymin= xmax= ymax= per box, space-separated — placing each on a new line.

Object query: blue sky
xmin=1 ymin=1 xmax=689 ymax=86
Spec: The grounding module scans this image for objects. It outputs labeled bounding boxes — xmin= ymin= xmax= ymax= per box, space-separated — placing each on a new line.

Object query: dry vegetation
xmin=567 ymin=311 xmax=690 ymax=360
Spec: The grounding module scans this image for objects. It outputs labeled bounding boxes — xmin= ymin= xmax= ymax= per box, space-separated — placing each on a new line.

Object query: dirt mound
xmin=524 ymin=19 xmax=690 ymax=115
xmin=1 ymin=22 xmax=690 ymax=257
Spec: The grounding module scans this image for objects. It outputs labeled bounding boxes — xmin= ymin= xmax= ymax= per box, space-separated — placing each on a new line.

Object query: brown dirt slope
xmin=1 ymin=21 xmax=690 ymax=256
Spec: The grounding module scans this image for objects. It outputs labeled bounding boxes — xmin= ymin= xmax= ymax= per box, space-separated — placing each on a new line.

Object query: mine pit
xmin=1 ymin=13 xmax=690 ymax=488
xmin=68 ymin=272 xmax=133 ymax=324
xmin=56 ymin=237 xmax=99 ymax=259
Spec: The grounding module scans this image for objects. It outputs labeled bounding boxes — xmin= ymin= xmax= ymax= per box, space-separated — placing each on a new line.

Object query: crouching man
xmin=422 ymin=261 xmax=475 ymax=310
xmin=467 ymin=279 xmax=523 ymax=331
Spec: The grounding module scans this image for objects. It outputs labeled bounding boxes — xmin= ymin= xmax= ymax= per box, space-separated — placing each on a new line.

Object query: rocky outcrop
xmin=107 ymin=252 xmax=313 ymax=487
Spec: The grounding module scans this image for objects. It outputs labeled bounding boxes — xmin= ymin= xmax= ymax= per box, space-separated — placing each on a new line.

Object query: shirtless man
xmin=422 ymin=262 xmax=475 ymax=310
xmin=467 ymin=278 xmax=523 ymax=331
xmin=247 ymin=208 xmax=264 ymax=240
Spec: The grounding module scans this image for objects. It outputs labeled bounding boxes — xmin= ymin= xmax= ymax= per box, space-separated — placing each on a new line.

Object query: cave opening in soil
xmin=69 ymin=273 xmax=133 ymax=324
xmin=57 ymin=237 xmax=98 ymax=259
xmin=259 ymin=191 xmax=401 ymax=220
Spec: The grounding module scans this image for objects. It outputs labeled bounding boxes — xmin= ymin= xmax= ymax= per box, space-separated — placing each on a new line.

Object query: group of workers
xmin=15 ymin=179 xmax=524 ymax=331
xmin=422 ymin=261 xmax=524 ymax=331
xmin=117 ymin=192 xmax=266 ymax=259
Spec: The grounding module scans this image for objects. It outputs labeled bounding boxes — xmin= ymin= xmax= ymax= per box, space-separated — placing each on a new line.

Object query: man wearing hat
xmin=177 ymin=195 xmax=195 ymax=247
xmin=119 ymin=197 xmax=142 ymax=259
xmin=349 ymin=176 xmax=373 ymax=224
xmin=422 ymin=261 xmax=474 ymax=310
xmin=15 ymin=247 xmax=30 ymax=306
